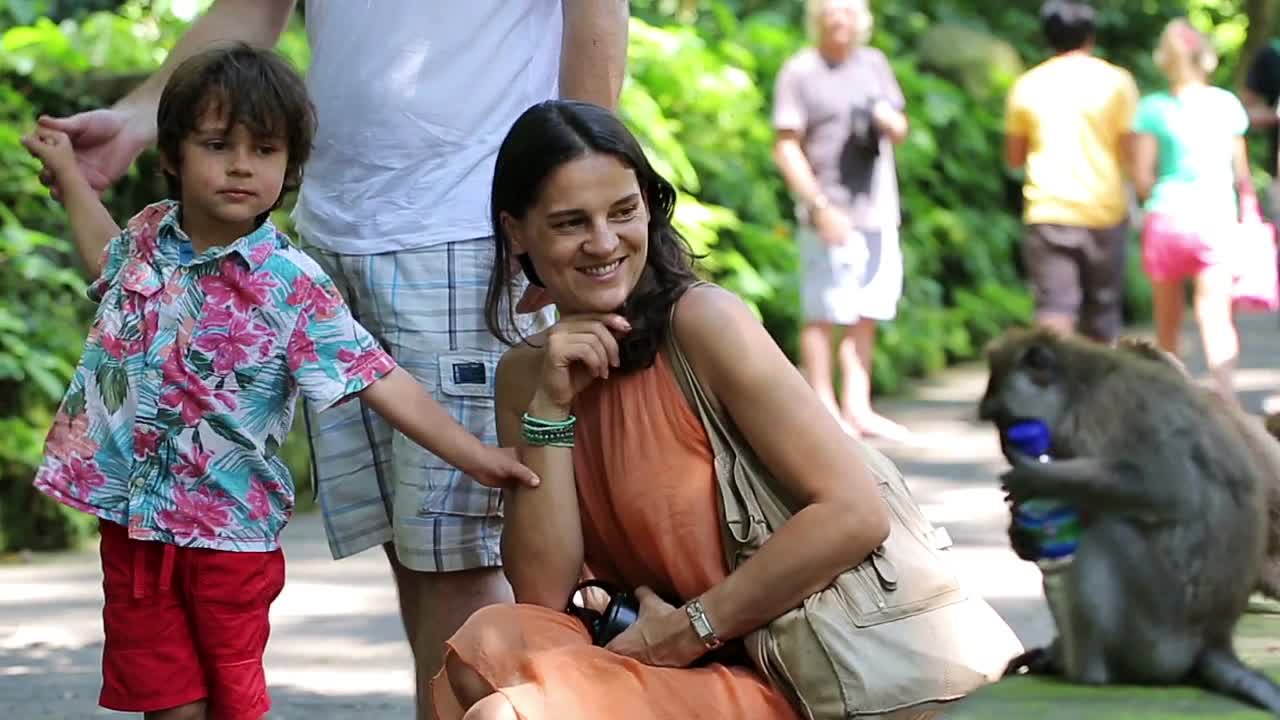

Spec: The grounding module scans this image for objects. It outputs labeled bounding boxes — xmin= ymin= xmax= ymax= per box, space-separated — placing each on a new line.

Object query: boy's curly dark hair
xmin=156 ymin=42 xmax=315 ymax=215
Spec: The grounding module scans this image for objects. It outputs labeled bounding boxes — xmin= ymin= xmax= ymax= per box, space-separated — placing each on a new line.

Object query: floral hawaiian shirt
xmin=34 ymin=201 xmax=397 ymax=552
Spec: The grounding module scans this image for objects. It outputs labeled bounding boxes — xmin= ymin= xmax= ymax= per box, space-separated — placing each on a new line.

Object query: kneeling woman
xmin=432 ymin=100 xmax=894 ymax=720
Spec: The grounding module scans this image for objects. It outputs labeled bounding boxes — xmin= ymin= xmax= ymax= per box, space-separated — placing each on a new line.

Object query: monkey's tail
xmin=1194 ymin=646 xmax=1280 ymax=715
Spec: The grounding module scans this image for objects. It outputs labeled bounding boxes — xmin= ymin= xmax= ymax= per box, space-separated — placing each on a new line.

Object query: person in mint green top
xmin=1134 ymin=87 xmax=1247 ymax=225
xmin=1130 ymin=17 xmax=1255 ymax=405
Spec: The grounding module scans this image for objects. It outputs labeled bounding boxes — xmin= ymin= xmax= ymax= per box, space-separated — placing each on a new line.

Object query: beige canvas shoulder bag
xmin=664 ymin=296 xmax=1022 ymax=719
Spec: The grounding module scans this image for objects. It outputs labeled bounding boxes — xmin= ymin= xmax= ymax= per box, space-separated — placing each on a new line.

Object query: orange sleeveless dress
xmin=431 ymin=352 xmax=799 ymax=719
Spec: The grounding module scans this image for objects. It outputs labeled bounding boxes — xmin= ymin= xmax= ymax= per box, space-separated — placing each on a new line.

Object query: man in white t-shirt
xmin=35 ymin=2 xmax=629 ymax=717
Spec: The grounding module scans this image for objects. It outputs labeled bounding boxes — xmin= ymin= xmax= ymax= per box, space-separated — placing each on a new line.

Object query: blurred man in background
xmin=772 ymin=0 xmax=911 ymax=441
xmin=1004 ymin=0 xmax=1137 ymax=343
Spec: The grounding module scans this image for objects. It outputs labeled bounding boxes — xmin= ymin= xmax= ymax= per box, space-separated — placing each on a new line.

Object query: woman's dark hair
xmin=156 ymin=42 xmax=316 ymax=216
xmin=485 ymin=100 xmax=701 ymax=373
xmin=1040 ymin=0 xmax=1095 ymax=53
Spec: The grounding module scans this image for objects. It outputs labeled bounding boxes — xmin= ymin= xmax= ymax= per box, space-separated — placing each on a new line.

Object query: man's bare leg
xmin=799 ymin=321 xmax=858 ymax=436
xmin=840 ymin=318 xmax=910 ymax=442
xmin=384 ymin=543 xmax=513 ymax=720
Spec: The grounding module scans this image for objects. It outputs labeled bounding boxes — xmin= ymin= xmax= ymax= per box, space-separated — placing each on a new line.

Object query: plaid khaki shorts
xmin=302 ymin=239 xmax=551 ymax=572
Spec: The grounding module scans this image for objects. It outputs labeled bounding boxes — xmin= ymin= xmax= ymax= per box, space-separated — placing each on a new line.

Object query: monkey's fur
xmin=979 ymin=328 xmax=1280 ymax=713
xmin=1115 ymin=337 xmax=1280 ymax=600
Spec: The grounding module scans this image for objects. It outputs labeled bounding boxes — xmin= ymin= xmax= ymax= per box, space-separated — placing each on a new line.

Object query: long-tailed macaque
xmin=978 ymin=328 xmax=1280 ymax=713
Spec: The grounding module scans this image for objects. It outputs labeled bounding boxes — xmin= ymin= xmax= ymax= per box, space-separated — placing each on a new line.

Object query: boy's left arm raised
xmin=22 ymin=129 xmax=120 ymax=273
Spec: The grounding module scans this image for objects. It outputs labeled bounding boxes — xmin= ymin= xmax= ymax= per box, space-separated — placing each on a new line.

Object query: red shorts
xmin=98 ymin=520 xmax=285 ymax=719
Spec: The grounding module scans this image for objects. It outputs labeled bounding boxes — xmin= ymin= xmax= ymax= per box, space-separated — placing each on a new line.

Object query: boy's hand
xmin=21 ymin=129 xmax=86 ymax=195
xmin=464 ymin=446 xmax=541 ymax=489
xmin=34 ymin=111 xmax=148 ymax=197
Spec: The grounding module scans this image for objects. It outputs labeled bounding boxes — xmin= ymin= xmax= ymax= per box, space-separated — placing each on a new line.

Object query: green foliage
xmin=622 ymin=15 xmax=798 ymax=352
xmin=627 ymin=0 xmax=1205 ymax=391
xmin=625 ymin=4 xmax=1040 ymax=390
xmin=0 ymin=0 xmax=1258 ymax=548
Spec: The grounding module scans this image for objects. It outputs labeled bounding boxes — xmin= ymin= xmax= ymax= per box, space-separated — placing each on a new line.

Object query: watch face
xmin=685 ymin=600 xmax=721 ymax=648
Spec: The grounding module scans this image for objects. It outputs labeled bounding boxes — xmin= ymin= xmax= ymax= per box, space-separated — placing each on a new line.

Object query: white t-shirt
xmin=294 ymin=1 xmax=563 ymax=254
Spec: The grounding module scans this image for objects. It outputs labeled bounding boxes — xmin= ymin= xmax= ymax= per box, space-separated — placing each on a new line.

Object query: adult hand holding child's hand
xmin=31 ymin=111 xmax=148 ymax=197
xmin=20 ymin=127 xmax=84 ymax=197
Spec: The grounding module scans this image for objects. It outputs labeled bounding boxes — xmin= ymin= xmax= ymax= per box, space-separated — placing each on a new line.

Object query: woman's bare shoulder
xmin=671 ymin=283 xmax=760 ymax=352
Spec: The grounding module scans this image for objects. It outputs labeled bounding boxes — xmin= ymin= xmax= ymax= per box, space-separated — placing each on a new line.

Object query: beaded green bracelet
xmin=522 ymin=413 xmax=577 ymax=448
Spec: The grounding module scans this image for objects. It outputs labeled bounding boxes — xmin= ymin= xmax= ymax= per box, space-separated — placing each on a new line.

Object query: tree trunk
xmin=1238 ymin=0 xmax=1280 ymax=88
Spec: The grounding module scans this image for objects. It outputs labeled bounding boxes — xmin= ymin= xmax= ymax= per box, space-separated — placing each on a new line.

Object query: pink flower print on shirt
xmin=286 ymin=317 xmax=319 ymax=372
xmin=160 ymin=275 xmax=184 ymax=305
xmin=159 ymin=349 xmax=238 ymax=426
xmin=198 ymin=305 xmax=235 ymax=330
xmin=337 ymin=347 xmax=392 ymax=384
xmin=100 ymin=332 xmax=129 ymax=360
xmin=286 ymin=276 xmax=342 ymax=320
xmin=174 ymin=447 xmax=213 ymax=479
xmin=200 ymin=258 xmax=278 ymax=314
xmin=126 ymin=204 xmax=164 ymax=263
xmin=177 ymin=316 xmax=196 ymax=352
xmin=132 ymin=228 xmax=157 ymax=265
xmin=133 ymin=427 xmax=162 ymax=459
xmin=121 ymin=261 xmax=154 ymax=293
xmin=246 ymin=476 xmax=285 ymax=521
xmin=118 ymin=293 xmax=159 ymax=347
xmin=61 ymin=456 xmax=108 ymax=499
xmin=193 ymin=313 xmax=272 ymax=375
xmin=249 ymin=241 xmax=275 ymax=267
xmin=156 ymin=484 xmax=236 ymax=542
xmin=46 ymin=413 xmax=98 ymax=463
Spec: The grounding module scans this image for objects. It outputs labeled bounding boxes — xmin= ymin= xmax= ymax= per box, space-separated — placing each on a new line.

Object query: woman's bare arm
xmin=495 ymin=345 xmax=586 ymax=609
xmin=675 ymin=285 xmax=890 ymax=641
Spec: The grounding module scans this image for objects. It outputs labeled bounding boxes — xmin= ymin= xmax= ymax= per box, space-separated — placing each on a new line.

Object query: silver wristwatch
xmin=683 ymin=598 xmax=723 ymax=651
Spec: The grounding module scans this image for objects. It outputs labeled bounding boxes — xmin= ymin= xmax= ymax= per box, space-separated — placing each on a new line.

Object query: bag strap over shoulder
xmin=664 ymin=284 xmax=937 ymax=587
xmin=663 ymin=284 xmax=800 ymax=565
xmin=664 ymin=283 xmax=740 ymax=458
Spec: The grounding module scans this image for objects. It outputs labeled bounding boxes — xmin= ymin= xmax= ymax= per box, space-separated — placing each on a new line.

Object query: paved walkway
xmin=3 ymin=314 xmax=1278 ymax=718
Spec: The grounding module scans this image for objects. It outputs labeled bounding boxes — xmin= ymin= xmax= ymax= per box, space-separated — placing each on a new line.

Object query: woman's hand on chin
xmin=531 ymin=313 xmax=632 ymax=412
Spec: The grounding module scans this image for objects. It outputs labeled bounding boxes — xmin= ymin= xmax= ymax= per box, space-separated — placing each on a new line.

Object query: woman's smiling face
xmin=504 ymin=151 xmax=651 ymax=315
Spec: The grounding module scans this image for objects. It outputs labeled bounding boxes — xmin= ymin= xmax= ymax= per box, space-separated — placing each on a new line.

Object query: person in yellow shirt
xmin=1004 ymin=0 xmax=1138 ymax=341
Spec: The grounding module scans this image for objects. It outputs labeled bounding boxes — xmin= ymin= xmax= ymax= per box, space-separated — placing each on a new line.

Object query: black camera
xmin=847 ymin=100 xmax=882 ymax=159
xmin=565 ymin=579 xmax=640 ymax=647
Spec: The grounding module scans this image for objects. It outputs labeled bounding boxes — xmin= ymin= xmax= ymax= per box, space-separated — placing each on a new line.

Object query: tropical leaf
xmin=186 ymin=350 xmax=214 ymax=378
xmin=155 ymin=407 xmax=183 ymax=429
xmin=234 ymin=368 xmax=257 ymax=389
xmin=203 ymin=413 xmax=255 ymax=450
xmin=63 ymin=386 xmax=86 ymax=417
xmin=94 ymin=360 xmax=129 ymax=414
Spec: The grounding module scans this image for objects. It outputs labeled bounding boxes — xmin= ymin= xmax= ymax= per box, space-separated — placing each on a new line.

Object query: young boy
xmin=21 ymin=44 xmax=537 ymax=720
